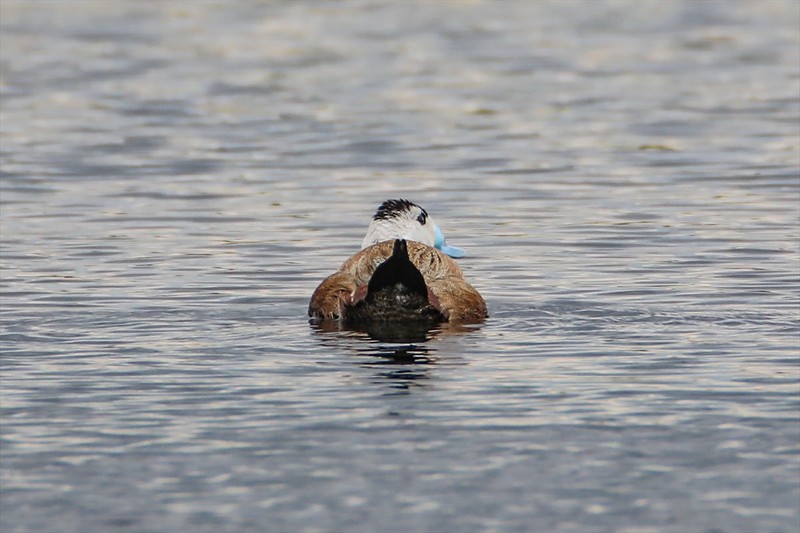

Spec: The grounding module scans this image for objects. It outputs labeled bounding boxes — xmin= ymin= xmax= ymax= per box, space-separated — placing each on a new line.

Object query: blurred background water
xmin=1 ymin=1 xmax=799 ymax=532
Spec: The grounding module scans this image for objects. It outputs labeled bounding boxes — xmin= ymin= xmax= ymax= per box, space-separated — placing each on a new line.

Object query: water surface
xmin=1 ymin=1 xmax=799 ymax=532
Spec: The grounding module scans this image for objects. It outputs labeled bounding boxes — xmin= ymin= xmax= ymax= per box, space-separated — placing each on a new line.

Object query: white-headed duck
xmin=308 ymin=199 xmax=487 ymax=324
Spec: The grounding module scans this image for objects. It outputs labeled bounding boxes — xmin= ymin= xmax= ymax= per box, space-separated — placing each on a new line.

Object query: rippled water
xmin=1 ymin=1 xmax=799 ymax=532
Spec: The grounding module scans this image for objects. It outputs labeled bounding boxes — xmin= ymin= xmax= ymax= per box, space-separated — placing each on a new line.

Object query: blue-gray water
xmin=1 ymin=1 xmax=799 ymax=532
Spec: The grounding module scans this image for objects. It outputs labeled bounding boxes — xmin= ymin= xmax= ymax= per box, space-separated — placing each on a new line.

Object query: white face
xmin=361 ymin=200 xmax=437 ymax=249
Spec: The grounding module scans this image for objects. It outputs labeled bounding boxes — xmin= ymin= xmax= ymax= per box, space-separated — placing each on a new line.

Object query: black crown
xmin=373 ymin=199 xmax=428 ymax=224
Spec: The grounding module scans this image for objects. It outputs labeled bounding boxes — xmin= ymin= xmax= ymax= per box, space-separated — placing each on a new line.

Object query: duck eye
xmin=417 ymin=212 xmax=427 ymax=225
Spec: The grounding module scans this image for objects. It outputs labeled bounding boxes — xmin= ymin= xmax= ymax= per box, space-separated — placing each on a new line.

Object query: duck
xmin=308 ymin=199 xmax=488 ymax=324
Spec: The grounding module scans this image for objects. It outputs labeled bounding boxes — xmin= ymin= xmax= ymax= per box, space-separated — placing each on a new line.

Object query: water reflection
xmin=310 ymin=321 xmax=441 ymax=392
xmin=366 ymin=342 xmax=435 ymax=365
xmin=310 ymin=320 xmax=483 ymax=392
xmin=365 ymin=344 xmax=436 ymax=393
xmin=310 ymin=320 xmax=484 ymax=347
xmin=311 ymin=319 xmax=438 ymax=343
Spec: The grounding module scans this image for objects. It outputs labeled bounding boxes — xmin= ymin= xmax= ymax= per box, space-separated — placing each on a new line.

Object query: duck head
xmin=360 ymin=199 xmax=466 ymax=258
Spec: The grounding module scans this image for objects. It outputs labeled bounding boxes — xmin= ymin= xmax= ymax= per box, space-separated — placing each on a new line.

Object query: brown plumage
xmin=308 ymin=239 xmax=487 ymax=324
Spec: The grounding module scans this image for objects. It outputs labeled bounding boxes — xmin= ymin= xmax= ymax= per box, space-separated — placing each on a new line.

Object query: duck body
xmin=308 ymin=199 xmax=487 ymax=325
xmin=308 ymin=238 xmax=487 ymax=324
xmin=347 ymin=239 xmax=444 ymax=323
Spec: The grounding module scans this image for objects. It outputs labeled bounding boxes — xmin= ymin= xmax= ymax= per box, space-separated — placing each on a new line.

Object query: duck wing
xmin=309 ymin=240 xmax=487 ymax=323
xmin=347 ymin=239 xmax=444 ymax=323
xmin=403 ymin=241 xmax=488 ymax=322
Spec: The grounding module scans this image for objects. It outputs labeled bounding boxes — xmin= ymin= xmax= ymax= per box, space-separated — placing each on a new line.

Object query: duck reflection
xmin=310 ymin=320 xmax=483 ymax=393
xmin=311 ymin=319 xmax=481 ymax=344
xmin=368 ymin=343 xmax=435 ymax=393
xmin=313 ymin=319 xmax=437 ymax=343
